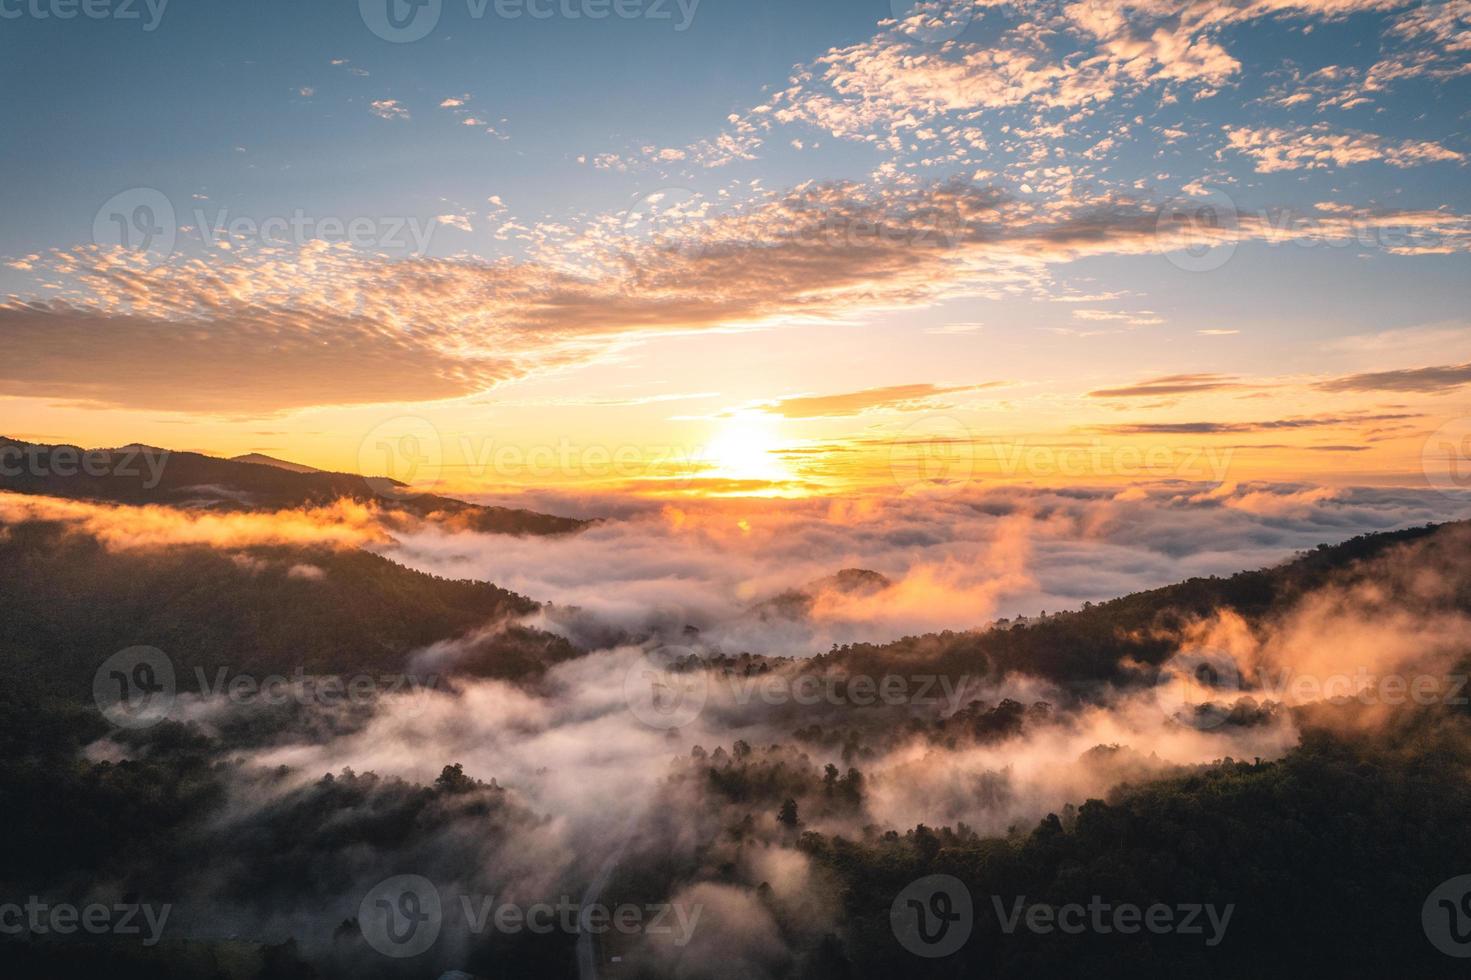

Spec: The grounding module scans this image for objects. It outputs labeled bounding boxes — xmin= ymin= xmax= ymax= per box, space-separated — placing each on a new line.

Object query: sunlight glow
xmin=701 ymin=413 xmax=793 ymax=485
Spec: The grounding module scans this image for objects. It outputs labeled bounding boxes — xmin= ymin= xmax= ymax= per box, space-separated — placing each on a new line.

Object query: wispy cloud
xmin=1316 ymin=361 xmax=1471 ymax=394
xmin=759 ymin=382 xmax=1004 ymax=419
xmin=1089 ymin=374 xmax=1244 ymax=399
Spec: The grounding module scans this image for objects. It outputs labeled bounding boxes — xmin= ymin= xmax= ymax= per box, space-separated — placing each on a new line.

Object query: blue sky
xmin=1 ymin=0 xmax=1469 ymax=491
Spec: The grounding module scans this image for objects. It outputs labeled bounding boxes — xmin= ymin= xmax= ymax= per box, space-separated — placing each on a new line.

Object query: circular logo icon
xmin=93 ymin=646 xmax=177 ymax=729
xmin=1156 ymin=187 xmax=1239 ymax=273
xmin=1423 ymin=875 xmax=1471 ymax=957
xmin=889 ymin=415 xmax=976 ymax=495
xmin=623 ymin=645 xmax=707 ymax=730
xmin=93 ymin=188 xmax=177 ymax=265
xmin=357 ymin=416 xmax=443 ymax=499
xmin=360 ymin=0 xmax=441 ymax=42
xmin=359 ymin=875 xmax=442 ymax=958
xmin=1154 ymin=648 xmax=1243 ymax=730
xmin=891 ymin=874 xmax=973 ymax=958
xmin=620 ymin=187 xmax=701 ymax=245
xmin=890 ymin=0 xmax=976 ymax=44
xmin=1422 ymin=418 xmax=1471 ymax=498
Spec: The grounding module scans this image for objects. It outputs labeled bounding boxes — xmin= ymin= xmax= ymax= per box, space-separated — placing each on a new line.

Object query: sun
xmin=702 ymin=413 xmax=792 ymax=484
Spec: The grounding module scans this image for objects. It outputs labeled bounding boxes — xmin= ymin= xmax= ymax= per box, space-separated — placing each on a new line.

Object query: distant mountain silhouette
xmin=750 ymin=567 xmax=895 ymax=621
xmin=0 ymin=435 xmax=589 ymax=536
xmin=230 ymin=452 xmax=323 ymax=474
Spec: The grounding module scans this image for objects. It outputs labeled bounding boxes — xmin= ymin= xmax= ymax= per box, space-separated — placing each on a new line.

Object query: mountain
xmin=750 ymin=567 xmax=895 ymax=621
xmin=229 ymin=452 xmax=322 ymax=474
xmin=815 ymin=520 xmax=1456 ymax=688
xmin=0 ymin=435 xmax=589 ymax=536
xmin=0 ymin=518 xmax=578 ymax=700
xmin=3 ymin=512 xmax=1470 ymax=978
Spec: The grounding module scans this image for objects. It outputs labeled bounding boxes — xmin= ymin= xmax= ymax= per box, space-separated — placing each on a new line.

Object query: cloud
xmin=48 ymin=480 xmax=1471 ymax=976
xmin=369 ymin=99 xmax=409 ymax=121
xmin=8 ymin=180 xmax=1471 ymax=413
xmin=1093 ymin=412 xmax=1419 ymax=434
xmin=378 ymin=482 xmax=1470 ymax=655
xmin=1315 ymin=361 xmax=1471 ymax=394
xmin=1225 ymin=124 xmax=1464 ymax=172
xmin=1089 ymin=373 xmax=1244 ymax=398
xmin=760 ymin=382 xmax=1002 ymax=419
xmin=0 ymin=491 xmax=394 ymax=551
xmin=0 ymin=298 xmax=523 ymax=413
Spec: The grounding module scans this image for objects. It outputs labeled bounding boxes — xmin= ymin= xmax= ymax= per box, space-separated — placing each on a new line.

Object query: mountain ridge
xmin=0 ymin=435 xmax=590 ymax=536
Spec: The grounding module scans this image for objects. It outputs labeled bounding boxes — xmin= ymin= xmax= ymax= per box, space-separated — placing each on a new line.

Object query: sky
xmin=2 ymin=0 xmax=1469 ymax=496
